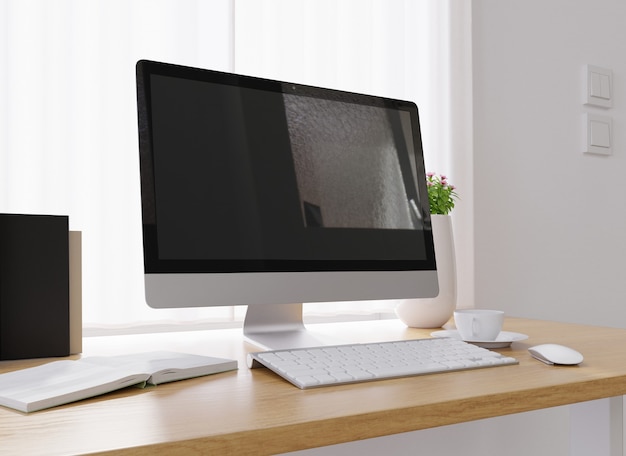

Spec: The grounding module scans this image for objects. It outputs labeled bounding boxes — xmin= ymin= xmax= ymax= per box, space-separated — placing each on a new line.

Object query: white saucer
xmin=430 ymin=330 xmax=528 ymax=348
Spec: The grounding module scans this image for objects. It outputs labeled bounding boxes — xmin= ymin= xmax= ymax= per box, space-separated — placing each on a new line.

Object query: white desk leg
xmin=611 ymin=396 xmax=624 ymax=456
xmin=570 ymin=397 xmax=624 ymax=456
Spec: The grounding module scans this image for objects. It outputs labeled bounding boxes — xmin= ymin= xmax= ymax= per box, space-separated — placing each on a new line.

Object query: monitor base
xmin=243 ymin=303 xmax=324 ymax=351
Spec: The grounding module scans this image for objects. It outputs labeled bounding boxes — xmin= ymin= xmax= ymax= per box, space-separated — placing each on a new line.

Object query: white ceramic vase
xmin=396 ymin=214 xmax=457 ymax=328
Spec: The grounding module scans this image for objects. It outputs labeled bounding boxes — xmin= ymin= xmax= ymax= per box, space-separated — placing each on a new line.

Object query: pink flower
xmin=426 ymin=171 xmax=458 ymax=215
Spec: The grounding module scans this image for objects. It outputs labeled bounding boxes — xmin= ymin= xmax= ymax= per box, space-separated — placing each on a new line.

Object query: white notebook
xmin=0 ymin=351 xmax=237 ymax=413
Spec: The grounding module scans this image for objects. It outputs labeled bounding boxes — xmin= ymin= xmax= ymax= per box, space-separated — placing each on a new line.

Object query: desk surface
xmin=2 ymin=317 xmax=626 ymax=455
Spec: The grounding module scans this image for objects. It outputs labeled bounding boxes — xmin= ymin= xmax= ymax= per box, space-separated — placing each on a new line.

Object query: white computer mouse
xmin=528 ymin=344 xmax=584 ymax=365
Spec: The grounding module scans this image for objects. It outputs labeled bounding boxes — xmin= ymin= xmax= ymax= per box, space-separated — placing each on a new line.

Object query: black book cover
xmin=0 ymin=214 xmax=70 ymax=360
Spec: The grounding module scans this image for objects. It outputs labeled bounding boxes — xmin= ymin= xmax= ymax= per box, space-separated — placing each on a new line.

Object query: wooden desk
xmin=1 ymin=317 xmax=626 ymax=455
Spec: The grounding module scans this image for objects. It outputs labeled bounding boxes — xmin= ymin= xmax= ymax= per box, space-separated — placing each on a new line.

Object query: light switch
xmin=584 ymin=114 xmax=612 ymax=155
xmin=590 ymin=119 xmax=610 ymax=148
xmin=590 ymin=72 xmax=610 ymax=99
xmin=586 ymin=65 xmax=613 ymax=108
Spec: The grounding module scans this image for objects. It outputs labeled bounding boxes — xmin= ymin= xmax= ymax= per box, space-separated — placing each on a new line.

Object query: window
xmin=0 ymin=0 xmax=471 ymax=334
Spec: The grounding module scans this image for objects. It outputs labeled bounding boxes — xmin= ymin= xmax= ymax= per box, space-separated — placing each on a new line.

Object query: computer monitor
xmin=136 ymin=60 xmax=438 ymax=350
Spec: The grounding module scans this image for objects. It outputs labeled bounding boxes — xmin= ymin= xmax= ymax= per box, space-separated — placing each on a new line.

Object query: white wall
xmin=473 ymin=0 xmax=626 ymax=328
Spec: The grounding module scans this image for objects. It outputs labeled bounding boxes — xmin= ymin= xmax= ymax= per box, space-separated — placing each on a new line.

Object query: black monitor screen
xmin=137 ymin=60 xmax=434 ymax=273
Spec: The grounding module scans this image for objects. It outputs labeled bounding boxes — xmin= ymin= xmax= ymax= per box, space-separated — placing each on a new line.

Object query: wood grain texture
xmin=1 ymin=318 xmax=625 ymax=455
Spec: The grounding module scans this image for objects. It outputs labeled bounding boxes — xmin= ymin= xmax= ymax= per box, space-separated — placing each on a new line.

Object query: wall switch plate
xmin=585 ymin=64 xmax=613 ymax=108
xmin=584 ymin=113 xmax=612 ymax=155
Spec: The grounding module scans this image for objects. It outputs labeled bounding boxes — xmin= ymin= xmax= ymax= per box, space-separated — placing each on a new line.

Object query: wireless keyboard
xmin=248 ymin=337 xmax=518 ymax=389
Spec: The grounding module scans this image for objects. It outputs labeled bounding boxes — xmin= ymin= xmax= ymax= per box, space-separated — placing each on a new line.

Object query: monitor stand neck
xmin=243 ymin=303 xmax=324 ymax=351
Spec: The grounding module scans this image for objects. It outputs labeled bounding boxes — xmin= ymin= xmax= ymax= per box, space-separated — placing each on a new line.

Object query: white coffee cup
xmin=453 ymin=309 xmax=504 ymax=341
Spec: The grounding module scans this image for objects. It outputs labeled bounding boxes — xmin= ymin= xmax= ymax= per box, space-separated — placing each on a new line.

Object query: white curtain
xmin=235 ymin=0 xmax=474 ymax=314
xmin=0 ymin=0 xmax=472 ymax=331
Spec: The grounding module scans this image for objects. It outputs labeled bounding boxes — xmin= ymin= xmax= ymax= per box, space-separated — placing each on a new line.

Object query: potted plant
xmin=396 ymin=172 xmax=459 ymax=328
xmin=426 ymin=172 xmax=458 ymax=215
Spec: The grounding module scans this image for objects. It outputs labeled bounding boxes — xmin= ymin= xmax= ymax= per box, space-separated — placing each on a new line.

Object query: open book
xmin=0 ymin=351 xmax=237 ymax=413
